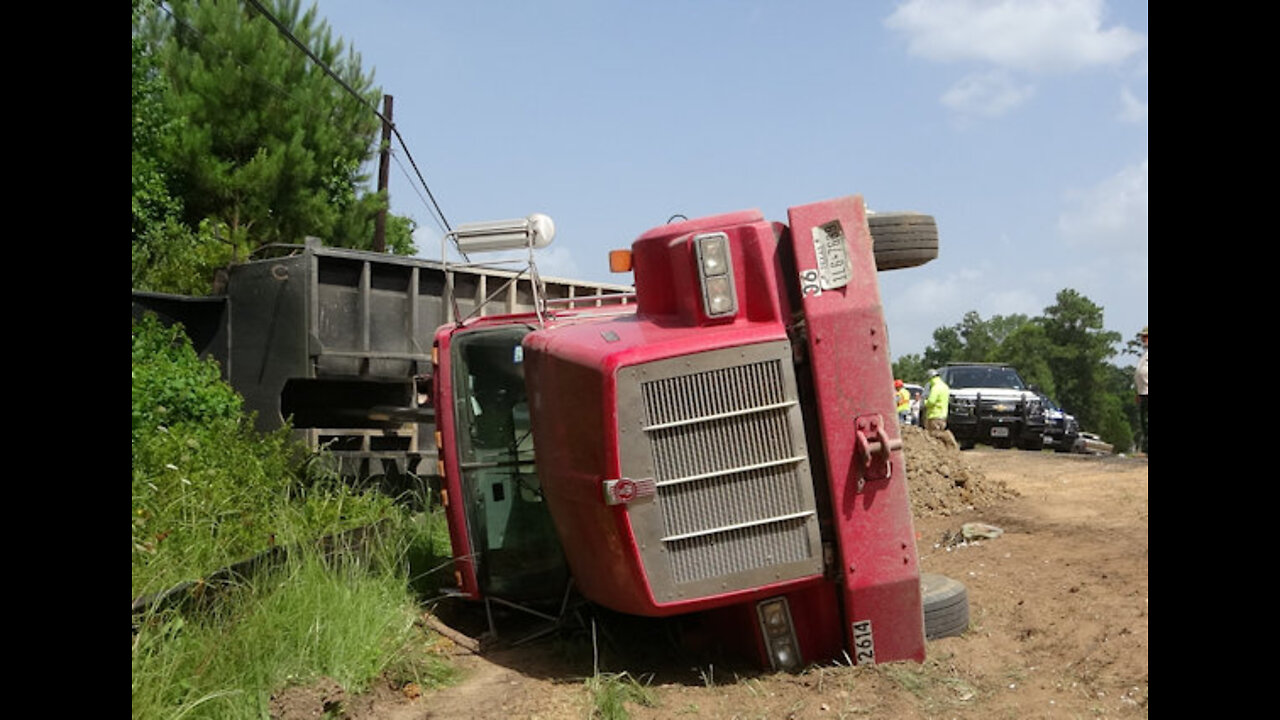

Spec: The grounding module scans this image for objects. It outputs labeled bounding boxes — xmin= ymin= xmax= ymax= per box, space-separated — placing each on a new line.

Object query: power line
xmin=147 ymin=0 xmax=458 ymax=244
xmin=241 ymin=0 xmax=454 ymax=236
xmin=392 ymin=151 xmax=448 ymax=237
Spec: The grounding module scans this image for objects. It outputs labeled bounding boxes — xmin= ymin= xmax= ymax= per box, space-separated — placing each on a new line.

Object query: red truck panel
xmin=784 ymin=195 xmax=926 ymax=664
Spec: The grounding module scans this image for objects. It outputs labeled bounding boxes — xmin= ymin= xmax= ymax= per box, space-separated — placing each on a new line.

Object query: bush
xmin=132 ymin=314 xmax=242 ymax=444
xmin=131 ymin=315 xmax=398 ymax=597
xmin=1097 ymin=394 xmax=1136 ymax=454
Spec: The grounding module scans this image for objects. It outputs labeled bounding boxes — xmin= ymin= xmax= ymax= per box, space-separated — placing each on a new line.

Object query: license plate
xmin=811 ymin=221 xmax=852 ymax=291
xmin=990 ymin=427 xmax=1009 ymax=438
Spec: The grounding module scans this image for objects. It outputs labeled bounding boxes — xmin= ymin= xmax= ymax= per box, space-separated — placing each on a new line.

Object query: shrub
xmin=131 ymin=315 xmax=397 ymax=597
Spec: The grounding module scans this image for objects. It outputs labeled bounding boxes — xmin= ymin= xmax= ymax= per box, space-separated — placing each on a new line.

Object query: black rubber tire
xmin=1018 ymin=435 xmax=1044 ymax=451
xmin=868 ymin=212 xmax=939 ymax=271
xmin=921 ymin=573 xmax=969 ymax=640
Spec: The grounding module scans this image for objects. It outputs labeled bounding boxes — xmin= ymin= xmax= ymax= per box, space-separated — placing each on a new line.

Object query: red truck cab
xmin=433 ymin=195 xmax=933 ymax=669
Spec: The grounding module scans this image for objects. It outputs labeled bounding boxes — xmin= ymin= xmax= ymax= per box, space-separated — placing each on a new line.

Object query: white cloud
xmin=1057 ymin=159 xmax=1148 ymax=248
xmin=890 ymin=266 xmax=1043 ymax=326
xmin=984 ymin=288 xmax=1043 ymax=317
xmin=941 ymin=70 xmax=1036 ymax=116
xmin=1118 ymin=86 xmax=1147 ymax=123
xmin=885 ymin=0 xmax=1146 ymax=74
xmin=882 ymin=267 xmax=1044 ymax=358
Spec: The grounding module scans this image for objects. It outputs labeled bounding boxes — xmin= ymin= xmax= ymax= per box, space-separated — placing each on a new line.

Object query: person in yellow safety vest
xmin=923 ymin=369 xmax=954 ymax=446
xmin=895 ymin=379 xmax=911 ymax=425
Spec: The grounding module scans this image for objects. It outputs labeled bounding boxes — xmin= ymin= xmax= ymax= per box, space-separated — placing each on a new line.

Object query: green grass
xmin=131 ymin=316 xmax=456 ymax=718
xmin=131 ymin=314 xmax=400 ymax=599
xmin=131 ymin=546 xmax=455 ymax=720
xmin=584 ymin=672 xmax=657 ymax=720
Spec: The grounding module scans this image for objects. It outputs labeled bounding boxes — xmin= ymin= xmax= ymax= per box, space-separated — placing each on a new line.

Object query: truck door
xmin=449 ymin=326 xmax=569 ymax=601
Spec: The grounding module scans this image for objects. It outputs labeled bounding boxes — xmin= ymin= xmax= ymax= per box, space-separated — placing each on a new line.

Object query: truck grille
xmin=977 ymin=397 xmax=1024 ymax=418
xmin=616 ymin=342 xmax=822 ymax=601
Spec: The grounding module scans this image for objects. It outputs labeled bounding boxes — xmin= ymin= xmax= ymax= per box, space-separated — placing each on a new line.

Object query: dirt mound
xmin=901 ymin=425 xmax=1016 ymax=517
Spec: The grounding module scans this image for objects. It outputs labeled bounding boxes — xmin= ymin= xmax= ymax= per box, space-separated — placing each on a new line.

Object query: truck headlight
xmin=695 ymin=232 xmax=737 ymax=318
xmin=1026 ymin=398 xmax=1044 ymax=419
xmin=756 ymin=597 xmax=802 ymax=671
xmin=949 ymin=398 xmax=975 ymax=417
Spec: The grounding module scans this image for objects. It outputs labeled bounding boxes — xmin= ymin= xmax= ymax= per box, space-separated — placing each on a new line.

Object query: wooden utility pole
xmin=373 ymin=94 xmax=394 ymax=253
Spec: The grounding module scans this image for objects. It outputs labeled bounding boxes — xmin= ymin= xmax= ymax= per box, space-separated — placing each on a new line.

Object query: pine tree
xmin=135 ymin=0 xmax=405 ymax=292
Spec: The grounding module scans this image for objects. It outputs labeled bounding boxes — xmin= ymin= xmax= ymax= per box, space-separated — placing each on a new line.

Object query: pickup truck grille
xmin=977 ymin=397 xmax=1025 ymax=418
xmin=615 ymin=342 xmax=822 ymax=602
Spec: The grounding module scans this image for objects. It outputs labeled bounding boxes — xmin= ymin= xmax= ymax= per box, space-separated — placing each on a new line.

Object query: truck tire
xmin=869 ymin=213 xmax=939 ymax=271
xmin=921 ymin=573 xmax=969 ymax=640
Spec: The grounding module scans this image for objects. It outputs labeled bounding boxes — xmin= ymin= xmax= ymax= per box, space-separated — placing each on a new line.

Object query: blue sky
xmin=308 ymin=0 xmax=1148 ymax=362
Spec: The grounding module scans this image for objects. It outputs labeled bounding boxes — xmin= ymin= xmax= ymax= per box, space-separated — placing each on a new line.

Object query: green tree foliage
xmin=132 ymin=0 xmax=417 ymax=294
xmin=999 ymin=323 xmax=1055 ymax=398
xmin=922 ymin=311 xmax=1033 ymax=369
xmin=907 ymin=289 xmax=1137 ymax=449
xmin=1038 ymin=289 xmax=1121 ymax=432
xmin=131 ymin=315 xmax=243 ymax=444
xmin=892 ymin=353 xmax=928 ymax=384
xmin=921 ymin=324 xmax=963 ymax=371
xmin=133 ymin=0 xmax=225 ymax=294
xmin=383 ymin=212 xmax=419 ymax=256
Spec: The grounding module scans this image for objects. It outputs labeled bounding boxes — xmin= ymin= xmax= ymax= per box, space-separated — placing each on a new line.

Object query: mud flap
xmin=785 ymin=195 xmax=925 ymax=663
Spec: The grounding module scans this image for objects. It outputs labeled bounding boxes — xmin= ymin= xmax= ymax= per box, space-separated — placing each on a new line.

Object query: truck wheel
xmin=1018 ymin=435 xmax=1044 ymax=451
xmin=868 ymin=213 xmax=939 ymax=271
xmin=921 ymin=573 xmax=969 ymax=640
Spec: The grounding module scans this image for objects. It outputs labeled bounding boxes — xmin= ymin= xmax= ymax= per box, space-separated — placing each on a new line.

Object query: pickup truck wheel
xmin=1018 ymin=435 xmax=1044 ymax=451
xmin=869 ymin=213 xmax=939 ymax=271
xmin=921 ymin=573 xmax=969 ymax=640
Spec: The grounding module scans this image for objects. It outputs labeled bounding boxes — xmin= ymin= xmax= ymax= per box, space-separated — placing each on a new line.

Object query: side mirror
xmin=415 ymin=373 xmax=434 ymax=408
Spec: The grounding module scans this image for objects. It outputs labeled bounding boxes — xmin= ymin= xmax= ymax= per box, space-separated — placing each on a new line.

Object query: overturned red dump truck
xmin=432 ymin=195 xmax=939 ymax=669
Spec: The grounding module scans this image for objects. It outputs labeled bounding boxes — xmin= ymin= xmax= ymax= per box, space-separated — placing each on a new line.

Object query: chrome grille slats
xmin=667 ymin=517 xmax=811 ymax=585
xmin=648 ymin=410 xmax=795 ymax=482
xmin=641 ymin=360 xmax=787 ymax=427
xmin=619 ymin=344 xmax=821 ymax=596
xmin=658 ymin=463 xmax=805 ymax=537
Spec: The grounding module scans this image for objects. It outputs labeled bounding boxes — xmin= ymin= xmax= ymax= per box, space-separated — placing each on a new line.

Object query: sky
xmin=307 ymin=0 xmax=1148 ymax=362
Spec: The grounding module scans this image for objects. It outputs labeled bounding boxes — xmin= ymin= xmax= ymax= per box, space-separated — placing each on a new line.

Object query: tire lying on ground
xmin=920 ymin=572 xmax=970 ymax=640
xmin=869 ymin=212 xmax=939 ymax=271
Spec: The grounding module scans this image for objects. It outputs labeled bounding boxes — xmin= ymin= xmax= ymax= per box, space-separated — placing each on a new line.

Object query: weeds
xmin=131 ymin=546 xmax=451 ymax=720
xmin=882 ymin=663 xmax=930 ymax=697
xmin=584 ymin=672 xmax=657 ymax=720
xmin=131 ymin=317 xmax=453 ymax=718
xmin=131 ymin=315 xmax=400 ymax=599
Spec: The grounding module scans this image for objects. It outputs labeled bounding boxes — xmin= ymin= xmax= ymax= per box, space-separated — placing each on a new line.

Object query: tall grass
xmin=131 ymin=315 xmax=403 ymax=600
xmin=131 ymin=543 xmax=455 ymax=720
xmin=131 ymin=316 xmax=455 ymax=717
xmin=584 ymin=672 xmax=657 ymax=720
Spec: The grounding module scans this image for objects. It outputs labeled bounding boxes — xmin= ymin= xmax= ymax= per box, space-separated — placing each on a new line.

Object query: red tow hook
xmin=854 ymin=414 xmax=901 ymax=491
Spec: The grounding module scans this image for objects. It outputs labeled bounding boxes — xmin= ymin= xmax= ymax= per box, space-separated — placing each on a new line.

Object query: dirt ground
xmin=275 ymin=427 xmax=1148 ymax=719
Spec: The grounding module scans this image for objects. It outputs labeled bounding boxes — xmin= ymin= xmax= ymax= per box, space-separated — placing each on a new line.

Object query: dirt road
xmin=290 ymin=443 xmax=1149 ymax=719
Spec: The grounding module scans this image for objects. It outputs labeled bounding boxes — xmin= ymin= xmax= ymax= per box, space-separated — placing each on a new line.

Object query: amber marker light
xmin=609 ymin=249 xmax=633 ymax=272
